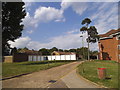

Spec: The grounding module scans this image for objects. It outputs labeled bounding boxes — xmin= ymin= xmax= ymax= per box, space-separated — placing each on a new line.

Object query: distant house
xmin=51 ymin=51 xmax=76 ymax=55
xmin=98 ymin=29 xmax=120 ymax=62
xmin=50 ymin=51 xmax=77 ymax=60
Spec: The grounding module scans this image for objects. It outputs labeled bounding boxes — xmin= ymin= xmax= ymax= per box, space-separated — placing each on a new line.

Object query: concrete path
xmin=48 ymin=80 xmax=68 ymax=88
xmin=61 ymin=69 xmax=100 ymax=88
xmin=3 ymin=61 xmax=80 ymax=88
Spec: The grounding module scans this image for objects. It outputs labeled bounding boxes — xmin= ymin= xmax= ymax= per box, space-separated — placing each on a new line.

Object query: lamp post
xmin=80 ymin=35 xmax=84 ymax=60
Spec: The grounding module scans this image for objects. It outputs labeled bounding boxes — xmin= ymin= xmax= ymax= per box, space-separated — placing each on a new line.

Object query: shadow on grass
xmin=105 ymin=77 xmax=111 ymax=80
xmin=21 ymin=61 xmax=50 ymax=65
xmin=21 ymin=60 xmax=75 ymax=65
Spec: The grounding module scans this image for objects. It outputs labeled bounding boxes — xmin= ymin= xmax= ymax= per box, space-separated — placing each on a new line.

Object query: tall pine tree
xmin=2 ymin=2 xmax=26 ymax=55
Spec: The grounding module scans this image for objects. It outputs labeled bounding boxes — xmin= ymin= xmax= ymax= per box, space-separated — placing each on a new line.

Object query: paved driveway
xmin=3 ymin=61 xmax=101 ymax=88
xmin=61 ymin=69 xmax=101 ymax=88
xmin=3 ymin=61 xmax=80 ymax=88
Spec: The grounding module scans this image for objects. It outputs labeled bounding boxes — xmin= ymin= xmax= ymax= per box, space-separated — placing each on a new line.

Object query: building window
xmin=119 ymin=54 xmax=120 ymax=59
xmin=118 ymin=45 xmax=120 ymax=50
xmin=116 ymin=35 xmax=120 ymax=40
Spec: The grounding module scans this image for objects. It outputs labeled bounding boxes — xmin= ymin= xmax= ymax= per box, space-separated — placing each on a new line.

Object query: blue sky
xmin=9 ymin=1 xmax=118 ymax=51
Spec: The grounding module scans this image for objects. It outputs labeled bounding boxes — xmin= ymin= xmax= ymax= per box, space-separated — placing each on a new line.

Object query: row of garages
xmin=28 ymin=55 xmax=76 ymax=61
xmin=3 ymin=54 xmax=77 ymax=63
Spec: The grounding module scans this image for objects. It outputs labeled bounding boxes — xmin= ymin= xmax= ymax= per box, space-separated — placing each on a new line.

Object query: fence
xmin=28 ymin=55 xmax=76 ymax=61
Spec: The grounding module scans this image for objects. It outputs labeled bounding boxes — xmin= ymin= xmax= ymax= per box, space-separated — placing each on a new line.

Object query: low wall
xmin=4 ymin=56 xmax=13 ymax=63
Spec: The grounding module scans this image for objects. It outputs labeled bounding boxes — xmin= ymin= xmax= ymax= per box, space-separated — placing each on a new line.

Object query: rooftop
xmin=52 ymin=51 xmax=76 ymax=55
xmin=19 ymin=50 xmax=41 ymax=55
xmin=99 ymin=28 xmax=120 ymax=38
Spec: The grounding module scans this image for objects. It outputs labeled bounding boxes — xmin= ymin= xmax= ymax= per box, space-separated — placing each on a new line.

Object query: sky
xmin=8 ymin=1 xmax=118 ymax=51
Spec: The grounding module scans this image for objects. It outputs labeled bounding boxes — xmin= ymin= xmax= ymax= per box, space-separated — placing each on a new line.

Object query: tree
xmin=76 ymin=47 xmax=89 ymax=59
xmin=64 ymin=49 xmax=69 ymax=52
xmin=69 ymin=49 xmax=76 ymax=52
xmin=39 ymin=48 xmax=50 ymax=55
xmin=2 ymin=2 xmax=26 ymax=56
xmin=89 ymin=51 xmax=98 ymax=59
xmin=59 ymin=49 xmax=63 ymax=52
xmin=49 ymin=47 xmax=58 ymax=53
xmin=17 ymin=47 xmax=29 ymax=53
xmin=11 ymin=47 xmax=17 ymax=55
xmin=23 ymin=47 xmax=29 ymax=50
xmin=80 ymin=18 xmax=99 ymax=60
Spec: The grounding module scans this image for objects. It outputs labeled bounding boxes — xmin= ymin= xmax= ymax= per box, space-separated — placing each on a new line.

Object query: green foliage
xmin=37 ymin=47 xmax=96 ymax=60
xmin=39 ymin=48 xmax=50 ymax=55
xmin=59 ymin=49 xmax=63 ymax=52
xmin=81 ymin=18 xmax=91 ymax=25
xmin=90 ymin=51 xmax=98 ymax=56
xmin=11 ymin=47 xmax=17 ymax=55
xmin=2 ymin=2 xmax=26 ymax=55
xmin=69 ymin=49 xmax=76 ymax=52
xmin=17 ymin=47 xmax=29 ymax=53
xmin=80 ymin=18 xmax=99 ymax=43
xmin=76 ymin=47 xmax=89 ymax=59
xmin=64 ymin=49 xmax=69 ymax=52
xmin=80 ymin=26 xmax=87 ymax=32
xmin=49 ymin=47 xmax=58 ymax=53
xmin=23 ymin=47 xmax=29 ymax=50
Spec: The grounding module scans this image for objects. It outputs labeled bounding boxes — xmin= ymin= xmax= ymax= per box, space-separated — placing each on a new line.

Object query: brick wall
xmin=99 ymin=36 xmax=118 ymax=62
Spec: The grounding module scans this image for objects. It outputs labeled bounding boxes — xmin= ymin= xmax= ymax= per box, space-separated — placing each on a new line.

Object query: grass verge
xmin=2 ymin=60 xmax=75 ymax=78
xmin=77 ymin=60 xmax=118 ymax=88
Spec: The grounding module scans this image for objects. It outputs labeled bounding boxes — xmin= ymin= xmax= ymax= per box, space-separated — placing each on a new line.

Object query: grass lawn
xmin=2 ymin=60 xmax=75 ymax=78
xmin=77 ymin=60 xmax=118 ymax=88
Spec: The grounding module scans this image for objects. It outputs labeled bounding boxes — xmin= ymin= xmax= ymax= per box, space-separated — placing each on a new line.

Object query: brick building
xmin=98 ymin=29 xmax=120 ymax=62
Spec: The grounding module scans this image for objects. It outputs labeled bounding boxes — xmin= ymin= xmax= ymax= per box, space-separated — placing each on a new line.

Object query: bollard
xmin=98 ymin=68 xmax=106 ymax=79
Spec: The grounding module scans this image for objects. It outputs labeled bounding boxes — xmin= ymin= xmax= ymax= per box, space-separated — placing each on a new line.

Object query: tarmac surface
xmin=2 ymin=61 xmax=100 ymax=88
xmin=3 ymin=61 xmax=80 ymax=88
xmin=61 ymin=69 xmax=100 ymax=88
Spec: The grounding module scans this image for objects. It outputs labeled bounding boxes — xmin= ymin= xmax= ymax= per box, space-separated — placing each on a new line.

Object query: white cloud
xmin=90 ymin=2 xmax=118 ymax=34
xmin=34 ymin=6 xmax=65 ymax=23
xmin=23 ymin=12 xmax=33 ymax=28
xmin=61 ymin=0 xmax=89 ymax=15
xmin=23 ymin=6 xmax=65 ymax=34
xmin=27 ymin=30 xmax=34 ymax=34
xmin=71 ymin=3 xmax=88 ymax=15
xmin=24 ymin=2 xmax=32 ymax=8
xmin=66 ymin=29 xmax=79 ymax=34
xmin=61 ymin=0 xmax=72 ymax=10
xmin=8 ymin=37 xmax=31 ymax=48
xmin=8 ymin=29 xmax=98 ymax=51
xmin=60 ymin=2 xmax=118 ymax=34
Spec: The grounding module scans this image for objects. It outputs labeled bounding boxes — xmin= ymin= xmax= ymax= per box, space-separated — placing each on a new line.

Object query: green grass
xmin=2 ymin=60 xmax=75 ymax=78
xmin=77 ymin=60 xmax=118 ymax=88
